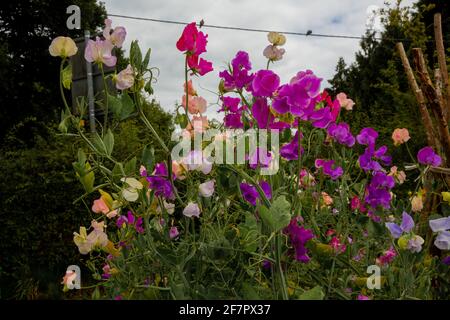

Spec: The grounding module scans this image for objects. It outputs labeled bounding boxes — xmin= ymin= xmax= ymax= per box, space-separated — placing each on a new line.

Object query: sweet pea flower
xmin=84 ymin=37 xmax=117 ymax=67
xmin=169 ymin=226 xmax=180 ymax=239
xmin=61 ymin=270 xmax=77 ymax=288
xmin=376 ymin=246 xmax=397 ymax=266
xmin=73 ymin=221 xmax=108 ymax=255
xmin=183 ymin=150 xmax=212 ymax=174
xmin=356 ymin=128 xmax=378 ymax=147
xmin=321 ymin=192 xmax=333 ymax=207
xmin=280 ymin=131 xmax=303 ymax=161
xmin=267 ymin=32 xmax=286 ymax=46
xmin=327 ymin=122 xmax=355 ymax=147
xmin=263 ymin=45 xmax=285 ymax=61
xmin=115 ymin=64 xmax=134 ymax=90
xmin=251 ymin=69 xmax=280 ymax=97
xmin=392 ymin=128 xmax=410 ymax=146
xmin=183 ymin=202 xmax=201 ymax=218
xmin=357 ymin=294 xmax=370 ymax=300
xmin=417 ymin=146 xmax=442 ymax=167
xmin=386 ymin=212 xmax=424 ymax=253
xmin=219 ymin=51 xmax=254 ymax=91
xmin=92 ymin=191 xmax=118 ymax=218
xmin=182 ymin=95 xmax=207 ymax=114
xmin=176 ymin=22 xmax=208 ymax=56
xmin=429 ymin=216 xmax=450 ymax=250
xmin=103 ymin=19 xmax=126 ymax=48
xmin=283 ymin=217 xmax=314 ymax=263
xmin=121 ymin=177 xmax=143 ymax=202
xmin=248 ymin=147 xmax=272 ymax=169
xmin=389 ymin=166 xmax=406 ymax=184
xmin=156 ymin=200 xmax=175 ymax=215
xmin=330 ymin=236 xmax=347 ymax=254
xmin=187 ymin=54 xmax=213 ymax=76
xmin=199 ymin=180 xmax=215 ymax=197
xmin=336 ymin=92 xmax=355 ymax=111
xmin=184 ymin=80 xmax=197 ymax=96
xmin=240 ymin=181 xmax=272 ymax=206
xmin=186 ymin=115 xmax=209 ymax=134
xmin=411 ymin=194 xmax=424 ymax=213
xmin=315 ymin=159 xmax=343 ymax=180
xmin=49 ymin=36 xmax=78 ymax=58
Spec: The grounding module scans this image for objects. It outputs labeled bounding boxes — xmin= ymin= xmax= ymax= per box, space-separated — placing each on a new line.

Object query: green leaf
xmin=61 ymin=63 xmax=73 ymax=89
xmin=142 ymin=48 xmax=151 ymax=70
xmin=77 ymin=148 xmax=87 ymax=165
xmin=103 ymin=129 xmax=114 ymax=156
xmin=120 ymin=93 xmax=134 ymax=119
xmin=80 ymin=162 xmax=95 ymax=193
xmin=130 ymin=40 xmax=142 ymax=70
xmin=124 ymin=157 xmax=137 ymax=175
xmin=258 ymin=195 xmax=291 ymax=232
xmin=298 ymin=286 xmax=325 ymax=300
xmin=238 ymin=213 xmax=260 ymax=252
xmin=141 ymin=145 xmax=155 ymax=170
xmin=108 ymin=94 xmax=122 ymax=119
xmin=174 ymin=112 xmax=188 ymax=129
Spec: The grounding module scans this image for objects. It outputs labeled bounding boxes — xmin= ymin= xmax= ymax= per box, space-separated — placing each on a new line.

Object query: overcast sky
xmin=101 ymin=0 xmax=415 ymax=119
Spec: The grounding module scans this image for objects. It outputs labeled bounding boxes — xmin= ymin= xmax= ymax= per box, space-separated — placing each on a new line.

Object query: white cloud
xmin=102 ymin=0 xmax=416 ymax=119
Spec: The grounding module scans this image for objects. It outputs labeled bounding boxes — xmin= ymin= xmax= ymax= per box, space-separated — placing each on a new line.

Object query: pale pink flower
xmin=103 ymin=18 xmax=126 ymax=48
xmin=392 ymin=128 xmax=410 ymax=146
xmin=172 ymin=160 xmax=187 ymax=180
xmin=84 ymin=37 xmax=117 ymax=67
xmin=389 ymin=166 xmax=406 ymax=184
xmin=186 ymin=115 xmax=209 ymax=133
xmin=182 ymin=95 xmax=207 ymax=114
xmin=199 ymin=180 xmax=215 ymax=197
xmin=263 ymin=45 xmax=285 ymax=61
xmin=92 ymin=197 xmax=118 ymax=218
xmin=336 ymin=92 xmax=355 ymax=111
xmin=183 ymin=202 xmax=201 ymax=218
xmin=183 ymin=80 xmax=197 ymax=96
xmin=115 ymin=64 xmax=134 ymax=90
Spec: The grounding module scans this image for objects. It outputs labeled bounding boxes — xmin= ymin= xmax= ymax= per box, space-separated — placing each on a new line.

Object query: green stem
xmin=275 ymin=233 xmax=289 ymax=300
xmin=184 ymin=56 xmax=193 ymax=128
xmin=59 ymin=58 xmax=70 ymax=111
xmin=100 ymin=64 xmax=109 ymax=130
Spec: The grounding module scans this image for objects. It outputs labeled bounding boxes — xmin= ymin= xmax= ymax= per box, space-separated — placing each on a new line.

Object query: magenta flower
xmin=221 ymin=96 xmax=241 ymax=112
xmin=280 ymin=131 xmax=303 ymax=161
xmin=359 ymin=145 xmax=391 ymax=172
xmin=356 ymin=128 xmax=378 ymax=146
xmin=327 ymin=122 xmax=355 ymax=147
xmin=248 ymin=147 xmax=272 ymax=169
xmin=315 ymin=159 xmax=343 ymax=180
xmin=365 ymin=172 xmax=394 ymax=209
xmin=251 ymin=70 xmax=280 ymax=97
xmin=219 ymin=51 xmax=254 ymax=91
xmin=187 ymin=55 xmax=213 ymax=76
xmin=146 ymin=162 xmax=175 ymax=199
xmin=240 ymin=181 xmax=271 ymax=206
xmin=376 ymin=246 xmax=397 ymax=266
xmin=116 ymin=211 xmax=144 ymax=234
xmin=417 ymin=146 xmax=442 ymax=167
xmin=169 ymin=226 xmax=180 ymax=239
xmin=283 ymin=217 xmax=314 ymax=263
xmin=357 ymin=294 xmax=370 ymax=300
xmin=224 ymin=112 xmax=244 ymax=129
xmin=272 ymin=70 xmax=322 ymax=116
xmin=176 ymin=22 xmax=208 ymax=56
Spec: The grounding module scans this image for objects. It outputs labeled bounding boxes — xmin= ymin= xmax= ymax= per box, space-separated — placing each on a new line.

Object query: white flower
xmin=121 ymin=177 xmax=143 ymax=202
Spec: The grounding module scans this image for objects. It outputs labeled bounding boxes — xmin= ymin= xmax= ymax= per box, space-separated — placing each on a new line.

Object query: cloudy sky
xmin=102 ymin=0 xmax=415 ymax=118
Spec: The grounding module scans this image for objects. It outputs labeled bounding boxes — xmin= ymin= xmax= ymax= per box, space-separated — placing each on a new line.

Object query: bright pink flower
xmin=330 ymin=236 xmax=346 ymax=254
xmin=84 ymin=37 xmax=117 ymax=67
xmin=187 ymin=55 xmax=213 ymax=76
xmin=376 ymin=246 xmax=397 ymax=266
xmin=176 ymin=22 xmax=208 ymax=56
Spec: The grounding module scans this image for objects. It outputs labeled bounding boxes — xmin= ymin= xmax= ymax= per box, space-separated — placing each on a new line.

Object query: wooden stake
xmin=396 ymin=42 xmax=438 ymax=150
xmin=434 ymin=13 xmax=450 ymax=122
